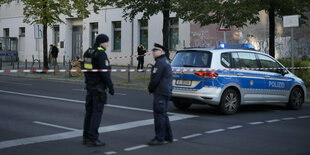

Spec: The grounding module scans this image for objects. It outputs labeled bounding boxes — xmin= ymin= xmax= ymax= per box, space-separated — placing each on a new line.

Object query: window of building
xmin=169 ymin=18 xmax=179 ymax=50
xmin=90 ymin=23 xmax=98 ymax=46
xmin=53 ymin=26 xmax=60 ymax=48
xmin=19 ymin=27 xmax=25 ymax=36
xmin=139 ymin=19 xmax=148 ymax=49
xmin=3 ymin=28 xmax=9 ymax=37
xmin=113 ymin=21 xmax=121 ymax=51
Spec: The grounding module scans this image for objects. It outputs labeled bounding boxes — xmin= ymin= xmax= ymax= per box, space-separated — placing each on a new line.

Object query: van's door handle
xmin=237 ymin=73 xmax=244 ymax=76
xmin=265 ymin=76 xmax=271 ymax=79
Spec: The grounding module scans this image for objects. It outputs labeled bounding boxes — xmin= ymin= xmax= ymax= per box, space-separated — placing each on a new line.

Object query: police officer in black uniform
xmin=83 ymin=34 xmax=114 ymax=147
xmin=147 ymin=44 xmax=173 ymax=145
xmin=137 ymin=43 xmax=146 ymax=70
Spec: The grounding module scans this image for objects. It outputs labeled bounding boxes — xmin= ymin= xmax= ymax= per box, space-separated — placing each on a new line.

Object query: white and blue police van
xmin=171 ymin=44 xmax=307 ymax=114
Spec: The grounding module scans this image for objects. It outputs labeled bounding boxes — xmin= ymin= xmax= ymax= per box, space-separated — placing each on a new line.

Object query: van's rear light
xmin=194 ymin=71 xmax=218 ymax=79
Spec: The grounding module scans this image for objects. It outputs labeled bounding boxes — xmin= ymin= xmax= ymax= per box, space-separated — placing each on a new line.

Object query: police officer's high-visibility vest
xmin=82 ymin=46 xmax=95 ymax=69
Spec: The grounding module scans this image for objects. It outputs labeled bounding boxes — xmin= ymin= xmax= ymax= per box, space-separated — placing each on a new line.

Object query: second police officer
xmin=147 ymin=43 xmax=173 ymax=145
xmin=83 ymin=34 xmax=114 ymax=147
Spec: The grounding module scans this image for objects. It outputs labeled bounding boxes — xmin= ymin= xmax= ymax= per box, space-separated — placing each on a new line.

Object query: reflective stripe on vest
xmin=84 ymin=63 xmax=93 ymax=69
xmin=98 ymin=47 xmax=105 ymax=51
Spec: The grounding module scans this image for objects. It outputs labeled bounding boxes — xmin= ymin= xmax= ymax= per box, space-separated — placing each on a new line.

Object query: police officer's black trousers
xmin=153 ymin=94 xmax=173 ymax=141
xmin=83 ymin=84 xmax=107 ymax=140
xmin=137 ymin=56 xmax=144 ymax=70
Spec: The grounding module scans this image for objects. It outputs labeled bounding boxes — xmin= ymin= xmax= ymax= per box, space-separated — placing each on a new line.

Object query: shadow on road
xmin=168 ymin=103 xmax=303 ymax=116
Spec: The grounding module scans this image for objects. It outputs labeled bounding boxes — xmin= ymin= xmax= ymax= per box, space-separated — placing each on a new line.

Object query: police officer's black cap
xmin=154 ymin=43 xmax=168 ymax=52
xmin=96 ymin=34 xmax=109 ymax=44
xmin=152 ymin=48 xmax=161 ymax=52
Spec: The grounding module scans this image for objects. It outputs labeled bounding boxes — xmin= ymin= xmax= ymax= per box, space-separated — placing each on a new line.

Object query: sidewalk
xmin=0 ymin=61 xmax=150 ymax=90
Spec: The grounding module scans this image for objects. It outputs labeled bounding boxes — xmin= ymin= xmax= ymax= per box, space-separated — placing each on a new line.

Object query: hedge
xmin=278 ymin=59 xmax=310 ymax=91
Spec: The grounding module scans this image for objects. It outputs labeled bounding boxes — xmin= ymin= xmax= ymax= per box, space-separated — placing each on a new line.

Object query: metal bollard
xmin=63 ymin=56 xmax=66 ymax=67
xmin=25 ymin=59 xmax=27 ymax=69
xmin=0 ymin=58 xmax=2 ymax=70
xmin=17 ymin=58 xmax=19 ymax=69
xmin=39 ymin=60 xmax=41 ymax=69
xmin=69 ymin=60 xmax=72 ymax=78
xmin=128 ymin=64 xmax=131 ymax=82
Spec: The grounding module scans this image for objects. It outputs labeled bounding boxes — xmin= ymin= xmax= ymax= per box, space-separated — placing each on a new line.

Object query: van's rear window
xmin=171 ymin=51 xmax=212 ymax=67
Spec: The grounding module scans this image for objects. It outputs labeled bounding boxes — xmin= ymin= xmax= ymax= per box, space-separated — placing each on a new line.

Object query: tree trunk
xmin=268 ymin=6 xmax=275 ymax=58
xmin=162 ymin=0 xmax=170 ymax=60
xmin=43 ymin=23 xmax=49 ymax=69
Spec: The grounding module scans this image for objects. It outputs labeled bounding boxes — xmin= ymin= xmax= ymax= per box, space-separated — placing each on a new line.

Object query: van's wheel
xmin=173 ymin=100 xmax=192 ymax=110
xmin=219 ymin=88 xmax=240 ymax=115
xmin=287 ymin=87 xmax=304 ymax=110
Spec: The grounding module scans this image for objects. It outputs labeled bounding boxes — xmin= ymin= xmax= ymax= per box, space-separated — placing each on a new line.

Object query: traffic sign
xmin=218 ymin=20 xmax=230 ymax=31
xmin=283 ymin=15 xmax=301 ymax=28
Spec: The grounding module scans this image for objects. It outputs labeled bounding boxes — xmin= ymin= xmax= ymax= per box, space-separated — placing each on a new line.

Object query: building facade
xmin=1 ymin=1 xmax=309 ymax=66
xmin=0 ymin=1 xmax=191 ymax=66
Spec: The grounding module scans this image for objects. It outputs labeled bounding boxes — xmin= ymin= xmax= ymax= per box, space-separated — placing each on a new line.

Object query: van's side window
xmin=221 ymin=53 xmax=232 ymax=68
xmin=257 ymin=54 xmax=281 ymax=73
xmin=231 ymin=53 xmax=240 ymax=68
xmin=238 ymin=52 xmax=259 ymax=68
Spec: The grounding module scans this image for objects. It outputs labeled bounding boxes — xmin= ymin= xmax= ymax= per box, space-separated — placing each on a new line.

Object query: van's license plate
xmin=175 ymin=80 xmax=192 ymax=86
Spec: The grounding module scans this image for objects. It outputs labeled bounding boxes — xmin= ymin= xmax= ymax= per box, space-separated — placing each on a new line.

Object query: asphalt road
xmin=0 ymin=75 xmax=309 ymax=155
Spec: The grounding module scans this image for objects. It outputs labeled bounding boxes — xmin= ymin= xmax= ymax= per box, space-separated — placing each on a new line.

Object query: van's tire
xmin=219 ymin=88 xmax=240 ymax=115
xmin=173 ymin=100 xmax=192 ymax=110
xmin=287 ymin=87 xmax=304 ymax=110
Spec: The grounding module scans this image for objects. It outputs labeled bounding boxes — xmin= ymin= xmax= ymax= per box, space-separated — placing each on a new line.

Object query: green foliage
xmin=278 ymin=59 xmax=310 ymax=90
xmin=110 ymin=0 xmax=177 ymax=21
xmin=0 ymin=0 xmax=109 ymax=25
xmin=176 ymin=0 xmax=310 ymax=27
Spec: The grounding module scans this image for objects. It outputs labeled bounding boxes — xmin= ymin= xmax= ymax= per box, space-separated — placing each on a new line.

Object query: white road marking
xmin=72 ymin=89 xmax=85 ymax=92
xmin=0 ymin=89 xmax=190 ymax=116
xmin=0 ymin=81 xmax=33 ymax=86
xmin=181 ymin=133 xmax=203 ymax=139
xmin=0 ymin=114 xmax=195 ymax=150
xmin=33 ymin=121 xmax=79 ymax=131
xmin=104 ymin=151 xmax=117 ymax=155
xmin=124 ymin=145 xmax=148 ymax=151
xmin=266 ymin=119 xmax=281 ymax=123
xmin=298 ymin=116 xmax=310 ymax=119
xmin=107 ymin=104 xmax=153 ymax=113
xmin=248 ymin=122 xmax=264 ymax=125
xmin=0 ymin=89 xmax=197 ymax=149
xmin=115 ymin=93 xmax=127 ymax=96
xmin=0 ymin=130 xmax=83 ymax=149
xmin=72 ymin=89 xmax=126 ymax=96
xmin=227 ymin=125 xmax=243 ymax=130
xmin=0 ymin=89 xmax=85 ymax=103
xmin=0 ymin=89 xmax=152 ymax=113
xmin=281 ymin=117 xmax=296 ymax=120
xmin=205 ymin=129 xmax=225 ymax=134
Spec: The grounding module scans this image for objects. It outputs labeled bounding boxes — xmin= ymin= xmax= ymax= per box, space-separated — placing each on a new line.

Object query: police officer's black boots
xmin=86 ymin=139 xmax=106 ymax=147
xmin=148 ymin=138 xmax=165 ymax=145
xmin=83 ymin=137 xmax=91 ymax=145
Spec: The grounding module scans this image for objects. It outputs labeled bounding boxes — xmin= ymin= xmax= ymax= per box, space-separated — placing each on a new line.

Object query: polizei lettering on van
xmin=269 ymin=81 xmax=285 ymax=88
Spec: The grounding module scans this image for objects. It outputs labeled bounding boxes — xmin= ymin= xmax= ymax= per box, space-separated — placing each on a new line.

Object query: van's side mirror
xmin=279 ymin=69 xmax=288 ymax=76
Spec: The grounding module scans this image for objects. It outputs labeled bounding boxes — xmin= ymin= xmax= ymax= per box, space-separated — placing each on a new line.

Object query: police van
xmin=171 ymin=44 xmax=306 ymax=114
